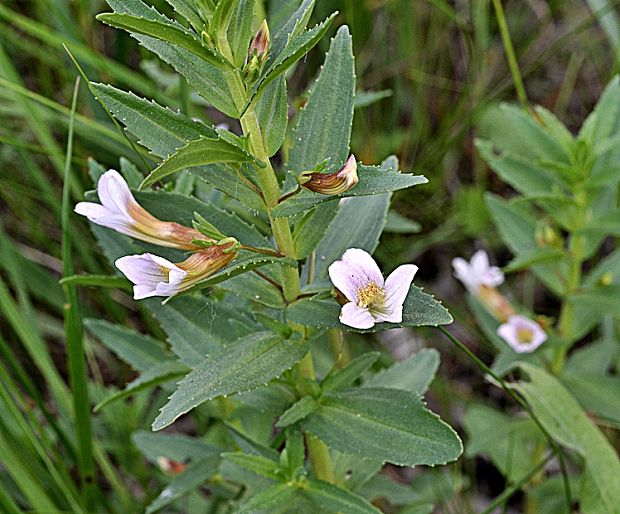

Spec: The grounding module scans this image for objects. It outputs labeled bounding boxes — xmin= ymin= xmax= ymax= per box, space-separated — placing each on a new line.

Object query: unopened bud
xmin=157 ymin=456 xmax=187 ymax=475
xmin=478 ymin=286 xmax=516 ymax=322
xmin=247 ymin=20 xmax=270 ymax=65
xmin=599 ymin=272 xmax=613 ymax=286
xmin=299 ymin=155 xmax=359 ymax=195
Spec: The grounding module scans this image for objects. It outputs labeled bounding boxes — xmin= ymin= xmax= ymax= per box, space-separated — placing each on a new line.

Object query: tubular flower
xmin=300 ymin=154 xmax=359 ymax=195
xmin=328 ymin=248 xmax=418 ymax=329
xmin=497 ymin=315 xmax=547 ymax=353
xmin=75 ymin=170 xmax=205 ymax=250
xmin=452 ymin=250 xmax=504 ymax=294
xmin=115 ymin=243 xmax=237 ymax=300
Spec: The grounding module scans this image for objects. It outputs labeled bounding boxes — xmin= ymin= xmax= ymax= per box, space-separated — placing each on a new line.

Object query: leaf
xmin=579 ymin=76 xmax=620 ymax=153
xmin=222 ymin=452 xmax=282 ymax=480
xmin=383 ymin=211 xmax=421 ymax=234
xmin=84 ymin=319 xmax=171 ymax=372
xmin=322 ymin=352 xmax=380 ymax=392
xmin=503 ymin=247 xmax=566 ymax=272
xmin=94 ymin=361 xmax=188 ymax=412
xmin=288 ymin=25 xmax=355 ymax=174
xmin=228 ymin=0 xmax=255 ymax=67
xmin=91 ymin=83 xmax=215 ymax=158
xmin=145 ymin=294 xmax=258 ymax=367
xmin=286 ymin=285 xmax=452 ymax=332
xmin=145 ymin=458 xmax=220 ymax=514
xmin=152 ymin=332 xmax=309 ymax=430
xmin=251 ymin=13 xmax=337 ymax=101
xmin=273 ymin=165 xmax=428 ymax=218
xmin=164 ymin=0 xmax=204 ymax=33
xmin=463 ymin=404 xmax=542 ymax=482
xmin=302 ymin=388 xmax=462 ymax=466
xmin=140 ymin=136 xmax=259 ymax=188
xmin=237 ymin=483 xmax=300 ymax=514
xmin=292 ymin=201 xmax=339 ymax=259
xmin=509 ymin=363 xmax=620 ymax=513
xmin=219 ymin=270 xmax=285 ymax=309
xmin=476 ymin=139 xmax=562 ymax=197
xmin=302 ymin=480 xmax=382 ymax=514
xmin=364 ymin=348 xmax=440 ymax=395
xmin=269 ymin=0 xmax=315 ymax=59
xmin=97 ymin=13 xmax=230 ymax=70
xmin=276 ymin=396 xmax=319 ymax=427
xmin=485 ymin=193 xmax=566 ymax=295
xmin=190 ymin=163 xmax=265 ymax=210
xmin=255 ymin=77 xmax=288 ymax=157
xmin=106 ymin=0 xmax=239 ymax=117
xmin=561 ymin=372 xmax=620 ymax=426
xmin=132 ymin=430 xmax=221 ymax=463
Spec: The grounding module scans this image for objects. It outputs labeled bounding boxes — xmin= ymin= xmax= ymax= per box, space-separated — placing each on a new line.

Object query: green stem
xmin=492 ymin=0 xmax=528 ymax=108
xmin=239 ymin=108 xmax=300 ymax=302
xmin=297 ymin=352 xmax=335 ymax=483
xmin=61 ymin=78 xmax=96 ymax=508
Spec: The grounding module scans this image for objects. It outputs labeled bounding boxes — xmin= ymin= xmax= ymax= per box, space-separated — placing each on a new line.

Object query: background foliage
xmin=1 ymin=0 xmax=619 ymax=512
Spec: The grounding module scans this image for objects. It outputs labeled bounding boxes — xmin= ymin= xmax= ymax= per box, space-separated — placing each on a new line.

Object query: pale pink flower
xmin=116 ymin=244 xmax=237 ymax=300
xmin=328 ymin=248 xmax=418 ymax=329
xmin=75 ymin=170 xmax=203 ymax=250
xmin=452 ymin=250 xmax=504 ymax=294
xmin=497 ymin=315 xmax=547 ymax=353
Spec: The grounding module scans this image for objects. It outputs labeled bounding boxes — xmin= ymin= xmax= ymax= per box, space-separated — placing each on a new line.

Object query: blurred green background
xmin=0 ymin=0 xmax=618 ymax=512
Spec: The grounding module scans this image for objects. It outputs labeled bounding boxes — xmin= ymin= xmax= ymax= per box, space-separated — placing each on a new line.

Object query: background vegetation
xmin=0 ymin=0 xmax=619 ymax=512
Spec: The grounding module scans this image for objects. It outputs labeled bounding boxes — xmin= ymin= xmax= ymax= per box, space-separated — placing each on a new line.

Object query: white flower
xmin=452 ymin=250 xmax=504 ymax=294
xmin=328 ymin=248 xmax=418 ymax=330
xmin=497 ymin=315 xmax=547 ymax=353
xmin=75 ymin=170 xmax=203 ymax=250
xmin=116 ymin=244 xmax=237 ymax=300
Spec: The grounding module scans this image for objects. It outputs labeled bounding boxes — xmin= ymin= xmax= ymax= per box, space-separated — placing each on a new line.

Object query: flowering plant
xmin=73 ymin=1 xmax=462 ymax=511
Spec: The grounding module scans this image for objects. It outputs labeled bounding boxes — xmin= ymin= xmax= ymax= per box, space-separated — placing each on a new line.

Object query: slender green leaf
xmin=276 ymin=396 xmax=319 ymax=427
xmin=222 ymin=452 xmax=282 ymax=480
xmin=153 ymin=332 xmax=309 ymax=430
xmin=140 ymin=136 xmax=258 ymax=188
xmin=255 ymin=77 xmax=288 ymax=157
xmin=322 ymin=352 xmax=380 ymax=392
xmin=509 ymin=363 xmax=620 ymax=513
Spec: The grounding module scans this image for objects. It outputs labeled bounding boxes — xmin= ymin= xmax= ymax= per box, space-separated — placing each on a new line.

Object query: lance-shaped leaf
xmin=286 ymin=285 xmax=452 ymax=332
xmin=97 ymin=13 xmax=231 ymax=70
xmin=152 ymin=332 xmax=309 ymax=430
xmin=163 ymin=0 xmax=204 ymax=33
xmin=508 ymin=363 xmax=620 ymax=513
xmin=106 ymin=0 xmax=239 ymax=117
xmin=146 ymin=458 xmax=220 ymax=514
xmin=140 ymin=136 xmax=260 ymax=188
xmin=90 ymin=83 xmax=215 ymax=158
xmin=249 ymin=13 xmax=336 ymax=103
xmin=301 ymin=388 xmax=462 ymax=466
xmin=274 ymin=165 xmax=428 ymax=218
xmin=228 ymin=0 xmax=255 ymax=67
xmin=365 ymin=348 xmax=440 ymax=395
xmin=255 ymin=77 xmax=288 ymax=157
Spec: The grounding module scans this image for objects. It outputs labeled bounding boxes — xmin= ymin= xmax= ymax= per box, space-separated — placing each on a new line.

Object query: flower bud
xmin=247 ymin=20 xmax=270 ymax=65
xmin=157 ymin=457 xmax=187 ymax=475
xmin=299 ymin=155 xmax=359 ymax=195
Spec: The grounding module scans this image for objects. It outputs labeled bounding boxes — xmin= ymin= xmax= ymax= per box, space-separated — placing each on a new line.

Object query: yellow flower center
xmin=516 ymin=327 xmax=534 ymax=343
xmin=357 ymin=282 xmax=388 ymax=316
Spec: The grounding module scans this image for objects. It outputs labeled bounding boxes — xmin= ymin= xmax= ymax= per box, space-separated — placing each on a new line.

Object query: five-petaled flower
xmin=452 ymin=250 xmax=504 ymax=294
xmin=300 ymin=154 xmax=359 ymax=195
xmin=328 ymin=248 xmax=418 ymax=329
xmin=116 ymin=243 xmax=237 ymax=300
xmin=75 ymin=170 xmax=205 ymax=250
xmin=497 ymin=315 xmax=547 ymax=353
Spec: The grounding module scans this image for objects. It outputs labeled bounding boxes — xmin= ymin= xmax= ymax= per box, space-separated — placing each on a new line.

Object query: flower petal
xmin=329 ymin=248 xmax=385 ymax=302
xmin=339 ymin=302 xmax=375 ymax=329
xmin=384 ymin=264 xmax=418 ymax=313
xmin=133 ymin=284 xmax=159 ymax=300
xmin=341 ymin=248 xmax=384 ymax=285
xmin=452 ymin=257 xmax=477 ymax=292
xmin=374 ymin=305 xmax=403 ymax=324
xmin=470 ymin=250 xmax=490 ymax=276
xmin=97 ymin=170 xmax=135 ymax=216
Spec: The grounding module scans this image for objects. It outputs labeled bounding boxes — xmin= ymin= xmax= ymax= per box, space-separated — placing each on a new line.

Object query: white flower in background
xmin=328 ymin=248 xmax=418 ymax=329
xmin=452 ymin=249 xmax=504 ymax=294
xmin=497 ymin=315 xmax=547 ymax=353
xmin=116 ymin=244 xmax=237 ymax=300
xmin=75 ymin=170 xmax=204 ymax=250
